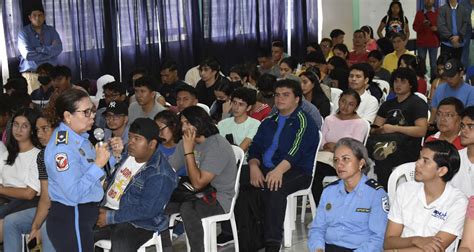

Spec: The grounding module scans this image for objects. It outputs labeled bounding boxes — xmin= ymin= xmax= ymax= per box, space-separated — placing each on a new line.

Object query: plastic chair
xmin=283 ymin=131 xmax=322 ymax=248
xmin=414 ymin=92 xmax=428 ymax=103
xmin=373 ymin=79 xmax=390 ymax=102
xmin=196 ymin=103 xmax=210 ymax=115
xmin=387 ymin=162 xmax=416 ymax=205
xmin=94 ymin=232 xmax=163 ymax=252
xmin=330 ymin=88 xmax=343 ymax=114
xmin=199 ymin=145 xmax=244 ymax=252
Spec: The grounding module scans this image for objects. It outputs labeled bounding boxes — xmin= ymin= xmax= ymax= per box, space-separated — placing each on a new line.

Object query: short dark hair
xmin=272 ymin=41 xmax=285 ymax=49
xmin=161 ymin=60 xmax=178 ymax=72
xmin=50 ymin=65 xmax=72 ymax=79
xmin=229 ymin=64 xmax=246 ymax=79
xmin=353 ymin=29 xmax=366 ymax=37
xmin=328 ymin=56 xmax=349 ymax=70
xmin=231 ymin=87 xmax=257 ymax=106
xmin=274 ymin=79 xmax=303 ymax=105
xmin=422 ymin=140 xmax=460 ymax=182
xmin=368 ymin=50 xmax=384 ymax=61
xmin=103 ymin=81 xmax=127 ymax=95
xmin=305 ymin=51 xmax=326 ymax=64
xmin=390 ymin=68 xmax=418 ymax=93
xmin=320 ymin=38 xmax=333 ymax=47
xmin=4 ymin=77 xmax=28 ymax=94
xmin=350 ymin=63 xmax=374 ymax=83
xmin=329 ymin=68 xmax=350 ymax=91
xmin=134 ymin=75 xmax=157 ymax=91
xmin=330 ymin=29 xmax=345 ymax=39
xmin=280 ymin=56 xmax=298 ymax=71
xmin=199 ymin=57 xmax=220 ymax=72
xmin=176 ymin=84 xmax=197 ymax=98
xmin=36 ymin=63 xmax=54 ymax=74
xmin=333 ymin=44 xmax=349 ymax=59
xmin=398 ymin=54 xmax=426 ymax=78
xmin=180 ymin=106 xmax=219 ymax=137
xmin=438 ymin=97 xmax=464 ymax=115
xmin=257 ymin=74 xmax=277 ymax=93
xmin=461 ymin=106 xmax=474 ymax=120
xmin=154 ymin=110 xmax=182 ymax=143
xmin=391 ymin=32 xmax=407 ymax=41
xmin=29 ymin=6 xmax=45 ymax=15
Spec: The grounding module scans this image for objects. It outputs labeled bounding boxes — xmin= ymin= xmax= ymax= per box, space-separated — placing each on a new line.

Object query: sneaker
xmin=216 ymin=233 xmax=234 ymax=246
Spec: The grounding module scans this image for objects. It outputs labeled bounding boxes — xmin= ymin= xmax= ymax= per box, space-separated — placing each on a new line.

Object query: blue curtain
xmin=2 ymin=0 xmax=320 ymax=81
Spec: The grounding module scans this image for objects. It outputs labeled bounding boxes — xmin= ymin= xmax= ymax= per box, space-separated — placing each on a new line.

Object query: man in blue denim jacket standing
xmin=94 ymin=118 xmax=178 ymax=251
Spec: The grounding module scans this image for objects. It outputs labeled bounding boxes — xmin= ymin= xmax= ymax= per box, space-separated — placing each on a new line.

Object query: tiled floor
xmin=171 ymin=208 xmax=312 ymax=252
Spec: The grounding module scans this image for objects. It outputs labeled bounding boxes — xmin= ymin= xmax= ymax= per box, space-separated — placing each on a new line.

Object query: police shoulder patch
xmin=55 ymin=131 xmax=68 ymax=145
xmin=365 ymin=179 xmax=383 ymax=190
xmin=324 ymin=179 xmax=340 ymax=188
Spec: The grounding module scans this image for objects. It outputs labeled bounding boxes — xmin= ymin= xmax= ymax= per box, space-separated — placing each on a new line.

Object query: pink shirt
xmin=320 ymin=115 xmax=369 ymax=146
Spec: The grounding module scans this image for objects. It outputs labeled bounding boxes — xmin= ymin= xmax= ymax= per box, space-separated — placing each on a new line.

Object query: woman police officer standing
xmin=44 ymin=89 xmax=113 ymax=252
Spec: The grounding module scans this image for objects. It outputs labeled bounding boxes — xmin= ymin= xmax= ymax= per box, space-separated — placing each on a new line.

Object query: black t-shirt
xmin=377 ymin=94 xmax=427 ymax=126
xmin=195 ymin=79 xmax=217 ymax=107
xmin=159 ymin=80 xmax=187 ymax=106
xmin=37 ymin=149 xmax=48 ymax=180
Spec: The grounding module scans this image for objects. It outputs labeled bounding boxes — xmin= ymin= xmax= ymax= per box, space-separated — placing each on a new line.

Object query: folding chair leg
xmin=230 ymin=214 xmax=239 ymax=252
xmin=283 ymin=200 xmax=293 ymax=247
xmin=309 ymin=192 xmax=317 ymax=220
xmin=300 ymin=195 xmax=307 ymax=223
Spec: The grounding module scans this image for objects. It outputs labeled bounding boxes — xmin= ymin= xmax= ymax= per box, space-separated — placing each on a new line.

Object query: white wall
xmin=321 ymin=0 xmax=418 ymax=41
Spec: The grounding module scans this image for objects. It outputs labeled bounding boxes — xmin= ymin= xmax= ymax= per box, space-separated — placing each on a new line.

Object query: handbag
xmin=170 ymin=176 xmax=217 ymax=204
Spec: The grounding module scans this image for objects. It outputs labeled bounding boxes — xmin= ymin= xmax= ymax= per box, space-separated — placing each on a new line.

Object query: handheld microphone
xmin=93 ymin=128 xmax=105 ymax=147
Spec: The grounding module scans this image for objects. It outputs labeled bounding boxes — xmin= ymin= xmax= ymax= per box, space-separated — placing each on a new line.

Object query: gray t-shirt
xmin=127 ymin=101 xmax=165 ymax=125
xmin=169 ymin=134 xmax=236 ymax=212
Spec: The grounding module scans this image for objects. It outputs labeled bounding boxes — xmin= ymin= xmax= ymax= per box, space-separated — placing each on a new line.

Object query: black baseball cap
xmin=129 ymin=118 xmax=160 ymax=142
xmin=103 ymin=101 xmax=128 ymax=116
xmin=442 ymin=58 xmax=464 ymax=77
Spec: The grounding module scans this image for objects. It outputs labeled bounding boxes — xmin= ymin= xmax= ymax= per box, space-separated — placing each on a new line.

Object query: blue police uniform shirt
xmin=308 ymin=175 xmax=389 ymax=252
xmin=45 ymin=122 xmax=105 ymax=206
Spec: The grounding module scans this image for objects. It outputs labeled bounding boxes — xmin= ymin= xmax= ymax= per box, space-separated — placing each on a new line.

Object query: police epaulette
xmin=365 ymin=179 xmax=383 ymax=190
xmin=324 ymin=179 xmax=340 ymax=188
xmin=55 ymin=131 xmax=68 ymax=145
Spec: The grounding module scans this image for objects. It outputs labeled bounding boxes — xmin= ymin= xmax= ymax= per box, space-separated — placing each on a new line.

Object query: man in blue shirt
xmin=430 ymin=58 xmax=474 ymax=124
xmin=17 ymin=6 xmax=62 ymax=94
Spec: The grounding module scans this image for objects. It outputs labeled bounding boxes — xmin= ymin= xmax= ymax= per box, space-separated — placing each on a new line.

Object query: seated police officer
xmin=94 ymin=118 xmax=178 ymax=251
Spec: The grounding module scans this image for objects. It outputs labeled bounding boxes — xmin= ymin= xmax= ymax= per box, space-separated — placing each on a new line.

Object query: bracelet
xmin=184 ymin=152 xmax=194 ymax=156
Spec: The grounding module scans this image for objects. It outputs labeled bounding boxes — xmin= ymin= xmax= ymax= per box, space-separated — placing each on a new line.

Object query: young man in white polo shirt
xmin=384 ymin=140 xmax=468 ymax=252
xmin=452 ymin=106 xmax=474 ymax=196
xmin=348 ymin=63 xmax=379 ymax=123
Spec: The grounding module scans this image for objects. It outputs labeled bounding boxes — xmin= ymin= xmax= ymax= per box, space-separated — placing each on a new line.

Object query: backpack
xmin=235 ymin=186 xmax=265 ymax=251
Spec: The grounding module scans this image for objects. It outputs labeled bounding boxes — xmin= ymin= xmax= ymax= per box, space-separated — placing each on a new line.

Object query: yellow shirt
xmin=382 ymin=50 xmax=414 ymax=73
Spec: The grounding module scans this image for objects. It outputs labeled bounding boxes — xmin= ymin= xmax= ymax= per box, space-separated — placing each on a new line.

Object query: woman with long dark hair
xmin=377 ymin=1 xmax=410 ymax=39
xmin=0 ymin=108 xmax=41 ymax=242
xmin=299 ymin=69 xmax=331 ymax=117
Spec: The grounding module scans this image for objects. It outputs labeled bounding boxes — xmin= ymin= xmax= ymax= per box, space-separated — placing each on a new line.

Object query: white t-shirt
xmin=0 ymin=142 xmax=6 ymax=155
xmin=357 ymin=90 xmax=379 ymax=123
xmin=388 ymin=181 xmax=468 ymax=252
xmin=0 ymin=147 xmax=41 ymax=194
xmin=451 ymin=148 xmax=474 ymax=197
xmin=217 ymin=116 xmax=261 ymax=164
xmin=105 ymin=156 xmax=145 ymax=210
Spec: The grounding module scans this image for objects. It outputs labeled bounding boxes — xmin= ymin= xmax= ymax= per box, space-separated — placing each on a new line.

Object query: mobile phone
xmin=27 ymin=237 xmax=37 ymax=250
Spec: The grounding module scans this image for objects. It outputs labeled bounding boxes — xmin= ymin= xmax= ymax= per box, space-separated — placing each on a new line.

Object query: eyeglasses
xmin=436 ymin=112 xmax=458 ymax=120
xmin=461 ymin=123 xmax=474 ymax=130
xmin=159 ymin=125 xmax=168 ymax=131
xmin=12 ymin=122 xmax=30 ymax=131
xmin=75 ymin=108 xmax=97 ymax=117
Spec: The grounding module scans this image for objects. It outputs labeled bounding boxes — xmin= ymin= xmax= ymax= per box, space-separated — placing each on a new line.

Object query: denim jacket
xmin=104 ymin=149 xmax=178 ymax=232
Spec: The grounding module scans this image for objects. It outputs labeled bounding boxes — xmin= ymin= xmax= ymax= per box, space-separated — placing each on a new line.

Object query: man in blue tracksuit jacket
xmin=247 ymin=79 xmax=319 ymax=251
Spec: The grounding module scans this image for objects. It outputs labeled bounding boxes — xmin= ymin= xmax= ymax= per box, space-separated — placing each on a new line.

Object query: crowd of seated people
xmin=3 ymin=1 xmax=474 ymax=251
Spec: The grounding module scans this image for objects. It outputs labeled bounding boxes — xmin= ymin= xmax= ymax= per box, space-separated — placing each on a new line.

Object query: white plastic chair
xmin=373 ymin=79 xmax=390 ymax=96
xmin=414 ymin=92 xmax=428 ymax=103
xmin=196 ymin=103 xmax=210 ymax=115
xmin=196 ymin=145 xmax=244 ymax=252
xmin=94 ymin=232 xmax=163 ymax=252
xmin=387 ymin=162 xmax=416 ymax=205
xmin=283 ymin=131 xmax=322 ymax=248
xmin=330 ymin=88 xmax=343 ymax=114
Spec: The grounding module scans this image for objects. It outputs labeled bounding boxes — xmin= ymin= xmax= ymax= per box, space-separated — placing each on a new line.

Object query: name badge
xmin=355 ymin=208 xmax=371 ymax=213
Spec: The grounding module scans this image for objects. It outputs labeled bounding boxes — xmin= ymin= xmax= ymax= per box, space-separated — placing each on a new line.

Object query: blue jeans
xmin=417 ymin=47 xmax=438 ymax=77
xmin=3 ymin=207 xmax=55 ymax=252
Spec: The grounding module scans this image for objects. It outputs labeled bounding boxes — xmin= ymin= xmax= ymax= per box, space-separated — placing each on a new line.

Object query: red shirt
xmin=347 ymin=50 xmax=369 ymax=66
xmin=417 ymin=78 xmax=427 ymax=95
xmin=425 ymin=134 xmax=464 ymax=150
xmin=413 ymin=8 xmax=439 ymax=48
xmin=250 ymin=103 xmax=271 ymax=121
